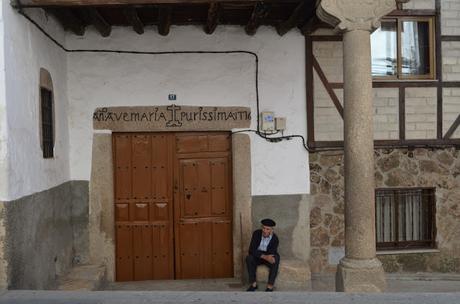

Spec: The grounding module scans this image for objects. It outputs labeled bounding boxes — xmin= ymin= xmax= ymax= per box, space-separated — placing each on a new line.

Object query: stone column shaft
xmin=343 ymin=29 xmax=376 ymax=260
xmin=316 ymin=0 xmax=405 ymax=292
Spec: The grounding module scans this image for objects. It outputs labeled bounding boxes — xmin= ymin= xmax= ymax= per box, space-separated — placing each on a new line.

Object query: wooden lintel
xmin=158 ymin=6 xmax=172 ymax=36
xmin=124 ymin=7 xmax=144 ymax=34
xmin=14 ymin=0 xmax=303 ymax=7
xmin=86 ymin=7 xmax=111 ymax=37
xmin=204 ymin=3 xmax=220 ymax=35
xmin=47 ymin=8 xmax=85 ymax=35
xmin=245 ymin=2 xmax=270 ymax=36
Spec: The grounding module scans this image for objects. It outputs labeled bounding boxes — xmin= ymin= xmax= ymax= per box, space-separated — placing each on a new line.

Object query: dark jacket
xmin=248 ymin=229 xmax=279 ymax=258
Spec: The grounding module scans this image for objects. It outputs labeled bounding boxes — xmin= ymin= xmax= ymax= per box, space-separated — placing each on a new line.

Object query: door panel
xmin=212 ymin=221 xmax=233 ymax=277
xmin=175 ymin=133 xmax=233 ymax=279
xmin=116 ymin=224 xmax=133 ymax=281
xmin=153 ymin=224 xmax=172 ymax=279
xmin=132 ymin=203 xmax=149 ymax=222
xmin=133 ymin=224 xmax=153 ymax=281
xmin=210 ymin=159 xmax=228 ymax=216
xmin=178 ymin=222 xmax=202 ymax=279
xmin=114 ymin=135 xmax=132 ymax=200
xmin=132 ymin=135 xmax=151 ymax=200
xmin=114 ymin=133 xmax=174 ymax=281
xmin=152 ymin=135 xmax=169 ymax=200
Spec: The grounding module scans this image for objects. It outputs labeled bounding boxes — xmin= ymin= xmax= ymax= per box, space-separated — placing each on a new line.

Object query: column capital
xmin=317 ymin=0 xmax=408 ymax=32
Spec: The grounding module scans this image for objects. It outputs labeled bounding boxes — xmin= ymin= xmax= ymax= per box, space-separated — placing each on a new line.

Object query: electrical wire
xmin=15 ymin=2 xmax=322 ymax=153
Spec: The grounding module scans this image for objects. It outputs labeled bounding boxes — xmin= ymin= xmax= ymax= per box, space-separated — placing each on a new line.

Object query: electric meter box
xmin=261 ymin=112 xmax=275 ymax=131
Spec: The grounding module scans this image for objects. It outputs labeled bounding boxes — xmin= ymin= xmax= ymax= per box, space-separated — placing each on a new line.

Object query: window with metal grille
xmin=40 ymin=87 xmax=54 ymax=158
xmin=375 ymin=188 xmax=436 ymax=250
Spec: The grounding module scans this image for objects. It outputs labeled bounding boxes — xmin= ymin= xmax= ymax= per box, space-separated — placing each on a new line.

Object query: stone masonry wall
xmin=309 ymin=148 xmax=460 ymax=273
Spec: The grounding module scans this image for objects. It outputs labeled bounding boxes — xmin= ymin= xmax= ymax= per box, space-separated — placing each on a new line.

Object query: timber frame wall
xmin=306 ymin=1 xmax=460 ymax=151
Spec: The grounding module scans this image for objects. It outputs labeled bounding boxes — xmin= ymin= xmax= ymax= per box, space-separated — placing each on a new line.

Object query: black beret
xmin=261 ymin=218 xmax=276 ymax=227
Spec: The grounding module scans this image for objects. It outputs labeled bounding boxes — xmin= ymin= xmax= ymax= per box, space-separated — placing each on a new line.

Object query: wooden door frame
xmin=89 ymin=131 xmax=252 ymax=282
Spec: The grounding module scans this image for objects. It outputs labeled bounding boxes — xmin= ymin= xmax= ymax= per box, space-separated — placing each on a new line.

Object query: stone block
xmin=256 ymin=259 xmax=311 ymax=290
xmin=335 ymin=258 xmax=386 ymax=292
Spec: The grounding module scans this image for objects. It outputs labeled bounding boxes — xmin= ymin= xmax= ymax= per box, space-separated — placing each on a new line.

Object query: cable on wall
xmin=15 ymin=2 xmax=317 ymax=152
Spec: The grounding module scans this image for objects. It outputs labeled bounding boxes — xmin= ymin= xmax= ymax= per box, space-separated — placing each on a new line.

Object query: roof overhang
xmin=12 ymin=0 xmax=328 ymax=36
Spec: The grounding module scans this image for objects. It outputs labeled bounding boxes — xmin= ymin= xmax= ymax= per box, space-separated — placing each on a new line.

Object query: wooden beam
xmin=444 ymin=114 xmax=460 ymax=139
xmin=436 ymin=0 xmax=443 ymax=139
xmin=158 ymin=6 xmax=172 ymax=36
xmin=442 ymin=36 xmax=460 ymax=42
xmin=85 ymin=7 xmax=111 ymax=36
xmin=15 ymin=0 xmax=303 ymax=7
xmin=124 ymin=7 xmax=144 ymax=34
xmin=276 ymin=1 xmax=305 ymax=36
xmin=204 ymin=3 xmax=220 ymax=35
xmin=312 ymin=57 xmax=344 ymax=118
xmin=300 ymin=15 xmax=322 ymax=35
xmin=47 ymin=8 xmax=85 ymax=35
xmin=399 ymin=86 xmax=406 ymax=140
xmin=245 ymin=2 xmax=270 ymax=36
xmin=306 ymin=36 xmax=315 ymax=145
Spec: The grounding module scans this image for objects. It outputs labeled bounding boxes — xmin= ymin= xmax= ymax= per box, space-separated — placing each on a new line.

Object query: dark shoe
xmin=265 ymin=287 xmax=274 ymax=292
xmin=246 ymin=285 xmax=258 ymax=292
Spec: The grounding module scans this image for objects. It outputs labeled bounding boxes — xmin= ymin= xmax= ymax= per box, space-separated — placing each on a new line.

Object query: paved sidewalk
xmin=0 ymin=291 xmax=459 ymax=304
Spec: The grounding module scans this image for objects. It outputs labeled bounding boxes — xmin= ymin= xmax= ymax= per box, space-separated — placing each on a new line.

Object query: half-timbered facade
xmin=0 ymin=0 xmax=458 ymax=292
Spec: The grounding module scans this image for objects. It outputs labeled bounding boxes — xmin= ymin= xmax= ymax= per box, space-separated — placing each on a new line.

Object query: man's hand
xmin=261 ymin=254 xmax=276 ymax=264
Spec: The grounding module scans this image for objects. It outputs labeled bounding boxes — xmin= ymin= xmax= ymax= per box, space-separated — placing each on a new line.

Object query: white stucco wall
xmin=1 ymin=4 xmax=70 ymax=201
xmin=66 ymin=26 xmax=309 ymax=196
xmin=0 ymin=3 xmax=8 ymax=200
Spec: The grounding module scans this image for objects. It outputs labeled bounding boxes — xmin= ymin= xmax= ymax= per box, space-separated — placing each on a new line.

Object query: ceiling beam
xmin=204 ymin=3 xmax=220 ymax=35
xmin=124 ymin=7 xmax=144 ymax=34
xmin=158 ymin=6 xmax=172 ymax=36
xmin=276 ymin=0 xmax=307 ymax=36
xmin=14 ymin=0 xmax=303 ymax=8
xmin=85 ymin=7 xmax=111 ymax=36
xmin=244 ymin=2 xmax=270 ymax=36
xmin=47 ymin=8 xmax=86 ymax=35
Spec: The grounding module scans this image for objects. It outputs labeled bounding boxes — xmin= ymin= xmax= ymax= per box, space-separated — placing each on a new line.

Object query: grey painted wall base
xmin=0 ymin=181 xmax=89 ymax=290
xmin=252 ymin=194 xmax=310 ymax=262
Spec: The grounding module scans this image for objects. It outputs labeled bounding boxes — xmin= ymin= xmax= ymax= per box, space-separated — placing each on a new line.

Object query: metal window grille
xmin=375 ymin=188 xmax=436 ymax=250
xmin=41 ymin=88 xmax=54 ymax=158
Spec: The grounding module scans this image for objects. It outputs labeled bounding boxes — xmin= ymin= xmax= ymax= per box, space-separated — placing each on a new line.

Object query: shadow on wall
xmin=251 ymin=195 xmax=309 ymax=261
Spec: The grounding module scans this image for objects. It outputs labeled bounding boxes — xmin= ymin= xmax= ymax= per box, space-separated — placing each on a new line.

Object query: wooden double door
xmin=113 ymin=132 xmax=233 ymax=281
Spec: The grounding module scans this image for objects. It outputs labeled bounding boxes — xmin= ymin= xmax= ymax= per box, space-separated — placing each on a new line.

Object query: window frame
xmin=39 ymin=68 xmax=55 ymax=159
xmin=375 ymin=187 xmax=436 ymax=251
xmin=372 ymin=16 xmax=436 ymax=81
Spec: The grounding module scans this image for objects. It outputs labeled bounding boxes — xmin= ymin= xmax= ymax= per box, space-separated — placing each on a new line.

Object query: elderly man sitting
xmin=245 ymin=218 xmax=280 ymax=292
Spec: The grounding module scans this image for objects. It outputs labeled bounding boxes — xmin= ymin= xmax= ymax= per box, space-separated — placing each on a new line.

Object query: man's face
xmin=261 ymin=225 xmax=273 ymax=237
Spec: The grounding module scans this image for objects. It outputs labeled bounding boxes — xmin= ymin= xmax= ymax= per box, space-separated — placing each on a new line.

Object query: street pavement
xmin=0 ymin=291 xmax=459 ymax=304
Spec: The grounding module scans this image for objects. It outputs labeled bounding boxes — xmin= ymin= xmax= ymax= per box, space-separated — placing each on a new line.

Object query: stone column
xmin=317 ymin=0 xmax=405 ymax=292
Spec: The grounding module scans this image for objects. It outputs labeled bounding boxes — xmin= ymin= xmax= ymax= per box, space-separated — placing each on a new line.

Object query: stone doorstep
xmin=256 ymin=260 xmax=311 ymax=291
xmin=57 ymin=264 xmax=107 ymax=291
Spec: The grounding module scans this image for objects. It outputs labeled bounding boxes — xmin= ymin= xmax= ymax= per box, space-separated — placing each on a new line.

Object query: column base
xmin=335 ymin=257 xmax=386 ymax=292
